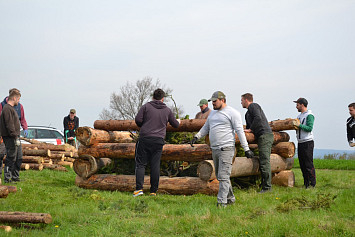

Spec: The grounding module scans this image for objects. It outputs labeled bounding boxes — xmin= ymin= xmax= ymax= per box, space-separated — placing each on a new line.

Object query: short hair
xmin=349 ymin=103 xmax=355 ymax=109
xmin=153 ymin=88 xmax=165 ymax=100
xmin=241 ymin=93 xmax=253 ymax=102
xmin=9 ymin=88 xmax=20 ymax=94
xmin=8 ymin=89 xmax=21 ymax=100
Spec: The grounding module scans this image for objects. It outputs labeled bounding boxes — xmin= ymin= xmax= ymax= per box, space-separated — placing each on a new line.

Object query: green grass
xmin=1 ymin=166 xmax=354 ymax=236
xmin=294 ymin=158 xmax=355 ymax=170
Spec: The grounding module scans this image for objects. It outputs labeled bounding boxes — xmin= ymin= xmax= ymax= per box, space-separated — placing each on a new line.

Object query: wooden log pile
xmin=75 ymin=118 xmax=298 ymax=195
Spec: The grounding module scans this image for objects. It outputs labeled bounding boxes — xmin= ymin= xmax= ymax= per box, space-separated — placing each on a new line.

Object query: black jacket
xmin=0 ymin=104 xmax=20 ymax=138
xmin=63 ymin=115 xmax=79 ymax=139
xmin=245 ymin=103 xmax=272 ymax=138
xmin=347 ymin=116 xmax=355 ymax=142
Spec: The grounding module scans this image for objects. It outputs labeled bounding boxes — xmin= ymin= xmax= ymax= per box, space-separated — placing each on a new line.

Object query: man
xmin=0 ymin=90 xmax=22 ymax=183
xmin=0 ymin=88 xmax=27 ymax=181
xmin=241 ymin=93 xmax=274 ymax=193
xmin=347 ymin=103 xmax=355 ymax=147
xmin=293 ymin=97 xmax=316 ymax=188
xmin=63 ymin=109 xmax=79 ymax=147
xmin=191 ymin=91 xmax=253 ymax=207
xmin=133 ymin=88 xmax=180 ymax=197
xmin=195 ymin=99 xmax=211 ymax=119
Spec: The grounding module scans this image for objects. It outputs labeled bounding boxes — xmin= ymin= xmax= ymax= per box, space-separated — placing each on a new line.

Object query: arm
xmin=63 ymin=117 xmax=69 ymax=133
xmin=20 ymin=104 xmax=28 ymax=130
xmin=299 ymin=114 xmax=315 ymax=132
xmin=135 ymin=105 xmax=145 ymax=127
xmin=247 ymin=104 xmax=264 ymax=132
xmin=168 ymin=111 xmax=179 ymax=128
xmin=195 ymin=119 xmax=210 ymax=139
xmin=75 ymin=117 xmax=79 ymax=130
xmin=231 ymin=111 xmax=250 ymax=151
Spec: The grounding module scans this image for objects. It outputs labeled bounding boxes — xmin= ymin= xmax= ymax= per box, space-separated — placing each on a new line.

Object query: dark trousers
xmin=134 ymin=137 xmax=164 ymax=193
xmin=298 ymin=140 xmax=316 ymax=187
xmin=257 ymin=133 xmax=274 ymax=190
xmin=3 ymin=136 xmax=23 ymax=181
xmin=0 ymin=142 xmax=5 ymax=175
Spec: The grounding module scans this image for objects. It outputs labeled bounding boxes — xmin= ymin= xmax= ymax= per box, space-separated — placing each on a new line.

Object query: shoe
xmin=149 ymin=193 xmax=157 ymax=196
xmin=217 ymin=203 xmax=227 ymax=208
xmin=259 ymin=189 xmax=271 ymax=194
xmin=133 ymin=190 xmax=143 ymax=197
xmin=4 ymin=179 xmax=12 ymax=183
xmin=227 ymin=199 xmax=236 ymax=205
xmin=12 ymin=178 xmax=21 ymax=182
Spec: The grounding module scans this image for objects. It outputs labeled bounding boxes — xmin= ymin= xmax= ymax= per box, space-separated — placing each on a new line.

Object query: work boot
xmin=259 ymin=188 xmax=272 ymax=194
xmin=133 ymin=190 xmax=144 ymax=197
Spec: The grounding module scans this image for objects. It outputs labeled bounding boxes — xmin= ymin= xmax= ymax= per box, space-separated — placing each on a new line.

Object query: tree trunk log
xmin=64 ymin=157 xmax=75 ymax=162
xmin=22 ymin=143 xmax=75 ymax=152
xmin=78 ymin=143 xmax=212 ymax=161
xmin=0 ymin=211 xmax=52 ymax=224
xmin=94 ymin=118 xmax=298 ymax=132
xmin=0 ymin=225 xmax=12 ymax=232
xmin=197 ymin=154 xmax=294 ymax=181
xmin=22 ymin=156 xmax=44 ymax=164
xmin=0 ymin=186 xmax=9 ymax=198
xmin=248 ymin=142 xmax=295 ymax=158
xmin=1 ymin=186 xmax=17 ymax=193
xmin=76 ymin=127 xmax=134 ymax=146
xmin=235 ymin=131 xmax=290 ymax=145
xmin=43 ymin=158 xmax=53 ymax=164
xmin=73 ymin=156 xmax=112 ymax=179
xmin=57 ymin=161 xmax=73 ymax=168
xmin=42 ymin=164 xmax=68 ymax=172
xmin=22 ymin=149 xmax=50 ymax=157
xmin=271 ymin=170 xmax=295 ymax=187
xmin=22 ymin=164 xmax=43 ymax=171
xmin=49 ymin=153 xmax=65 ymax=160
xmin=50 ymin=151 xmax=73 ymax=157
xmin=75 ymin=174 xmax=219 ymax=195
xmin=20 ymin=164 xmax=30 ymax=170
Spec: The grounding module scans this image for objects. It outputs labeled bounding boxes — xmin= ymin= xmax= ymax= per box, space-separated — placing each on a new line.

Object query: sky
xmin=0 ymin=1 xmax=354 ymax=150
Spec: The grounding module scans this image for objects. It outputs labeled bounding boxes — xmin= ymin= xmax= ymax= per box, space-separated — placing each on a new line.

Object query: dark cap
xmin=293 ymin=98 xmax=308 ymax=107
xmin=208 ymin=91 xmax=226 ymax=102
xmin=70 ymin=109 xmax=76 ymax=114
xmin=197 ymin=99 xmax=208 ymax=106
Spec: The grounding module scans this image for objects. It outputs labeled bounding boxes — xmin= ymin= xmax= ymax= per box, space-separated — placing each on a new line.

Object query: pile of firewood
xmin=74 ymin=118 xmax=298 ymax=195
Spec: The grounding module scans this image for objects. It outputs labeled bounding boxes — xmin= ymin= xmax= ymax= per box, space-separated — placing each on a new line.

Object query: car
xmin=20 ymin=126 xmax=65 ymax=145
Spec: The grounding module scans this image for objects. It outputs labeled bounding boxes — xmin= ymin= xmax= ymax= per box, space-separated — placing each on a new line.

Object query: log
xmin=42 ymin=164 xmax=68 ymax=172
xmin=64 ymin=157 xmax=75 ymax=162
xmin=248 ymin=142 xmax=295 ymax=158
xmin=75 ymin=174 xmax=219 ymax=195
xmin=22 ymin=143 xmax=75 ymax=152
xmin=0 ymin=186 xmax=9 ymax=198
xmin=78 ymin=143 xmax=212 ymax=161
xmin=0 ymin=211 xmax=52 ymax=224
xmin=272 ymin=170 xmax=295 ymax=187
xmin=76 ymin=127 xmax=134 ymax=146
xmin=3 ymin=186 xmax=17 ymax=193
xmin=0 ymin=225 xmax=12 ymax=232
xmin=43 ymin=158 xmax=53 ymax=164
xmin=20 ymin=164 xmax=30 ymax=170
xmin=49 ymin=153 xmax=65 ymax=160
xmin=50 ymin=151 xmax=73 ymax=157
xmin=22 ymin=149 xmax=51 ymax=157
xmin=57 ymin=161 xmax=73 ymax=168
xmin=235 ymin=131 xmax=290 ymax=145
xmin=73 ymin=156 xmax=112 ymax=178
xmin=23 ymin=164 xmax=43 ymax=171
xmin=197 ymin=154 xmax=294 ymax=181
xmin=22 ymin=156 xmax=44 ymax=164
xmin=94 ymin=118 xmax=298 ymax=132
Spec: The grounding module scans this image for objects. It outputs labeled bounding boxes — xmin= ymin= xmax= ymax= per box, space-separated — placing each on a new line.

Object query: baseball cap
xmin=197 ymin=99 xmax=208 ymax=106
xmin=293 ymin=98 xmax=308 ymax=107
xmin=70 ymin=109 xmax=76 ymax=114
xmin=208 ymin=91 xmax=226 ymax=102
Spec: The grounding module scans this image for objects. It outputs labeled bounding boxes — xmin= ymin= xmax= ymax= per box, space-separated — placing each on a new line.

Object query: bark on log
xmin=22 ymin=144 xmax=75 ymax=152
xmin=78 ymin=143 xmax=212 ymax=161
xmin=22 ymin=149 xmax=51 ymax=157
xmin=0 ymin=186 xmax=9 ymax=198
xmin=42 ymin=164 xmax=68 ymax=172
xmin=50 ymin=151 xmax=73 ymax=157
xmin=64 ymin=157 xmax=75 ymax=162
xmin=57 ymin=161 xmax=73 ymax=168
xmin=235 ymin=131 xmax=290 ymax=145
xmin=20 ymin=164 xmax=30 ymax=170
xmin=49 ymin=154 xmax=65 ymax=160
xmin=73 ymin=156 xmax=112 ymax=179
xmin=22 ymin=156 xmax=44 ymax=164
xmin=197 ymin=154 xmax=294 ymax=181
xmin=43 ymin=158 xmax=53 ymax=164
xmin=0 ymin=212 xmax=52 ymax=224
xmin=75 ymin=174 xmax=219 ymax=195
xmin=2 ymin=186 xmax=17 ymax=193
xmin=76 ymin=127 xmax=134 ymax=146
xmin=22 ymin=164 xmax=43 ymax=171
xmin=94 ymin=118 xmax=298 ymax=132
xmin=0 ymin=225 xmax=12 ymax=232
xmin=271 ymin=170 xmax=295 ymax=187
xmin=248 ymin=142 xmax=295 ymax=158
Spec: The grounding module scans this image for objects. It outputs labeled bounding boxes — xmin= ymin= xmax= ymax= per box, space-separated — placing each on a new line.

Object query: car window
xmin=53 ymin=131 xmax=64 ymax=139
xmin=20 ymin=129 xmax=36 ymax=139
xmin=37 ymin=129 xmax=57 ymax=139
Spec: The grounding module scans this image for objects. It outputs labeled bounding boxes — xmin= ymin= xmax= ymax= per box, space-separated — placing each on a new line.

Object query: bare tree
xmin=100 ymin=77 xmax=183 ymax=120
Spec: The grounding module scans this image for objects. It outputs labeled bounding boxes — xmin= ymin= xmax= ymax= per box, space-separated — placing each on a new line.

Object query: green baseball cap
xmin=208 ymin=91 xmax=226 ymax=102
xmin=197 ymin=99 xmax=208 ymax=106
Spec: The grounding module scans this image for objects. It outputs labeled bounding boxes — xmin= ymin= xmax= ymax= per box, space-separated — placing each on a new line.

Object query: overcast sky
xmin=0 ymin=1 xmax=354 ymax=150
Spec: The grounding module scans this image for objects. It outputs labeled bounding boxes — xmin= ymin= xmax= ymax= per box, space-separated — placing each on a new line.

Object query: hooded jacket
xmin=135 ymin=100 xmax=179 ymax=139
xmin=0 ymin=104 xmax=20 ymax=137
xmin=0 ymin=97 xmax=28 ymax=130
xmin=347 ymin=116 xmax=355 ymax=143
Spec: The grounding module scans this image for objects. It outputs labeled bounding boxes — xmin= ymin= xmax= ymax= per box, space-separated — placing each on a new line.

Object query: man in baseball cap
xmin=195 ymin=99 xmax=211 ymax=119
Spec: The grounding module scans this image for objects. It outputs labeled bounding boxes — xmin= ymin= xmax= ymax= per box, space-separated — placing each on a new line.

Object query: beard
xmin=213 ymin=104 xmax=222 ymax=110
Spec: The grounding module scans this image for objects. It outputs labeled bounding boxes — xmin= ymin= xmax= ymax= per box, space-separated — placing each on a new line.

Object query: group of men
xmin=133 ymin=89 xmax=339 ymax=208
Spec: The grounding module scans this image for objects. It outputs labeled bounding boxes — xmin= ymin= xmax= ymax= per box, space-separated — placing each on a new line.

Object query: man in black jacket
xmin=133 ymin=89 xmax=180 ymax=197
xmin=241 ymin=93 xmax=274 ymax=193
xmin=347 ymin=103 xmax=355 ymax=147
xmin=63 ymin=109 xmax=79 ymax=147
xmin=0 ymin=90 xmax=22 ymax=183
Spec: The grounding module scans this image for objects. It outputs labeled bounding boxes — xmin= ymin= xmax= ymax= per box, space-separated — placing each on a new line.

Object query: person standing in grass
xmin=191 ymin=91 xmax=253 ymax=208
xmin=346 ymin=103 xmax=355 ymax=147
xmin=133 ymin=88 xmax=180 ymax=197
xmin=63 ymin=109 xmax=79 ymax=147
xmin=293 ymin=97 xmax=316 ymax=188
xmin=241 ymin=93 xmax=274 ymax=193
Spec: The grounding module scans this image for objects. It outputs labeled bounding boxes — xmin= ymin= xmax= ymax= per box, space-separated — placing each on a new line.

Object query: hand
xmin=24 ymin=130 xmax=28 ymax=138
xmin=244 ymin=129 xmax=252 ymax=133
xmin=350 ymin=142 xmax=355 ymax=147
xmin=69 ymin=137 xmax=74 ymax=140
xmin=292 ymin=119 xmax=300 ymax=129
xmin=245 ymin=150 xmax=254 ymax=158
xmin=190 ymin=137 xmax=198 ymax=147
xmin=177 ymin=119 xmax=181 ymax=124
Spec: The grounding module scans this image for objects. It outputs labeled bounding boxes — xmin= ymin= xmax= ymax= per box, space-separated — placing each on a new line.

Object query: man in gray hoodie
xmin=133 ymin=89 xmax=180 ymax=197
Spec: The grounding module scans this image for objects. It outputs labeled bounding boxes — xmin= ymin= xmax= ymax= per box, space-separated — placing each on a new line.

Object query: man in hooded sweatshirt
xmin=133 ymin=88 xmax=180 ymax=197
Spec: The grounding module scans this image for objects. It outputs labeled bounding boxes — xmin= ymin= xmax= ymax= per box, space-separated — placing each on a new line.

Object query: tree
xmin=100 ymin=77 xmax=181 ymax=120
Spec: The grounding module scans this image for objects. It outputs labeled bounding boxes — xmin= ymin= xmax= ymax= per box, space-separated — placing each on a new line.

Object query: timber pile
xmin=74 ymin=118 xmax=298 ymax=194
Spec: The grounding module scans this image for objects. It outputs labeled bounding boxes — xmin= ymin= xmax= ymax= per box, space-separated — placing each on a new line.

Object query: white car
xmin=20 ymin=126 xmax=65 ymax=145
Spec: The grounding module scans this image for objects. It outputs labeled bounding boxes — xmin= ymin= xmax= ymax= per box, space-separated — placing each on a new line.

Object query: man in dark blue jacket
xmin=63 ymin=109 xmax=79 ymax=147
xmin=133 ymin=89 xmax=180 ymax=197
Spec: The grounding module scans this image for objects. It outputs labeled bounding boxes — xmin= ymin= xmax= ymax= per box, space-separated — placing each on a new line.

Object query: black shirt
xmin=347 ymin=116 xmax=355 ymax=142
xmin=245 ymin=103 xmax=272 ymax=138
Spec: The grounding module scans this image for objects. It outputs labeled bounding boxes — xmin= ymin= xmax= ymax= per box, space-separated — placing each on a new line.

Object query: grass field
xmin=1 ymin=160 xmax=354 ymax=236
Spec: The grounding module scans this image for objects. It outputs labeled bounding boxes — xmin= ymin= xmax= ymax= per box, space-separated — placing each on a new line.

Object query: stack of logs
xmin=74 ymin=118 xmax=298 ymax=195
xmin=20 ymin=143 xmax=78 ymax=172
